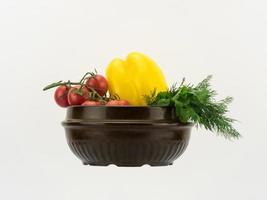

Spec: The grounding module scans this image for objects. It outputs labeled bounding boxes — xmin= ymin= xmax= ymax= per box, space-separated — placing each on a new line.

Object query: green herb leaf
xmin=145 ymin=75 xmax=240 ymax=139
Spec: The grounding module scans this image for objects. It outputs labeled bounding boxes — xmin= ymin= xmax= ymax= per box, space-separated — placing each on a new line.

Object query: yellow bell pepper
xmin=106 ymin=52 xmax=168 ymax=105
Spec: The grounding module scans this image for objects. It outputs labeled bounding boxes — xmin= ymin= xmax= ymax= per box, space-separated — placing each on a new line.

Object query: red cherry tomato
xmin=86 ymin=75 xmax=108 ymax=96
xmin=118 ymin=100 xmax=130 ymax=105
xmin=106 ymin=100 xmax=130 ymax=106
xmin=106 ymin=100 xmax=119 ymax=106
xmin=54 ymin=86 xmax=70 ymax=107
xmin=82 ymin=100 xmax=101 ymax=106
xmin=68 ymin=86 xmax=89 ymax=105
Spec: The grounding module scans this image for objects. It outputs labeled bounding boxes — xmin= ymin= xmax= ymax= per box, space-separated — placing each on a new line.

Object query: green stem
xmin=78 ymin=72 xmax=96 ymax=91
xmin=43 ymin=81 xmax=81 ymax=91
xmin=87 ymin=86 xmax=103 ymax=99
xmin=172 ymin=77 xmax=186 ymax=100
xmin=43 ymin=71 xmax=96 ymax=91
xmin=79 ymin=72 xmax=95 ymax=83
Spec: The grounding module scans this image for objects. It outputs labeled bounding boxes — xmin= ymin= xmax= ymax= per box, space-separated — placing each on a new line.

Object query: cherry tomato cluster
xmin=43 ymin=72 xmax=130 ymax=108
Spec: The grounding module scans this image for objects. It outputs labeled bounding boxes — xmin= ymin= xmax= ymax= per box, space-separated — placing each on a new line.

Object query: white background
xmin=0 ymin=0 xmax=266 ymax=199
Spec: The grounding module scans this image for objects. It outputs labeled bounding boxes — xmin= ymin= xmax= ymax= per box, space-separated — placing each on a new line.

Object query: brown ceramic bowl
xmin=62 ymin=106 xmax=193 ymax=167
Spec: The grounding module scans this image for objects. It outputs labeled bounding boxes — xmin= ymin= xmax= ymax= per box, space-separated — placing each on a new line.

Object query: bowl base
xmin=83 ymin=162 xmax=173 ymax=167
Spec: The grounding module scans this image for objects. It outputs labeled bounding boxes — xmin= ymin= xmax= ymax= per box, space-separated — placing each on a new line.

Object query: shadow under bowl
xmin=62 ymin=106 xmax=193 ymax=167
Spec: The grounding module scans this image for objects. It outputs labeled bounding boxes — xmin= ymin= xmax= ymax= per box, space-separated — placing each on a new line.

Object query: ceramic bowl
xmin=62 ymin=106 xmax=193 ymax=167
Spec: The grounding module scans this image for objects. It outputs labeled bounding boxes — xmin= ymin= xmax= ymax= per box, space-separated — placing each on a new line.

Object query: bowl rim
xmin=67 ymin=105 xmax=170 ymax=108
xmin=62 ymin=105 xmax=195 ymax=127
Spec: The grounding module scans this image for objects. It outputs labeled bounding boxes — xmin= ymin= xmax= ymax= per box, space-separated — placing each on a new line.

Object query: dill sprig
xmin=145 ymin=75 xmax=240 ymax=139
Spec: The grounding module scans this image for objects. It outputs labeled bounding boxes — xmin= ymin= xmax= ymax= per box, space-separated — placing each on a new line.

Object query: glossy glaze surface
xmin=62 ymin=106 xmax=193 ymax=167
